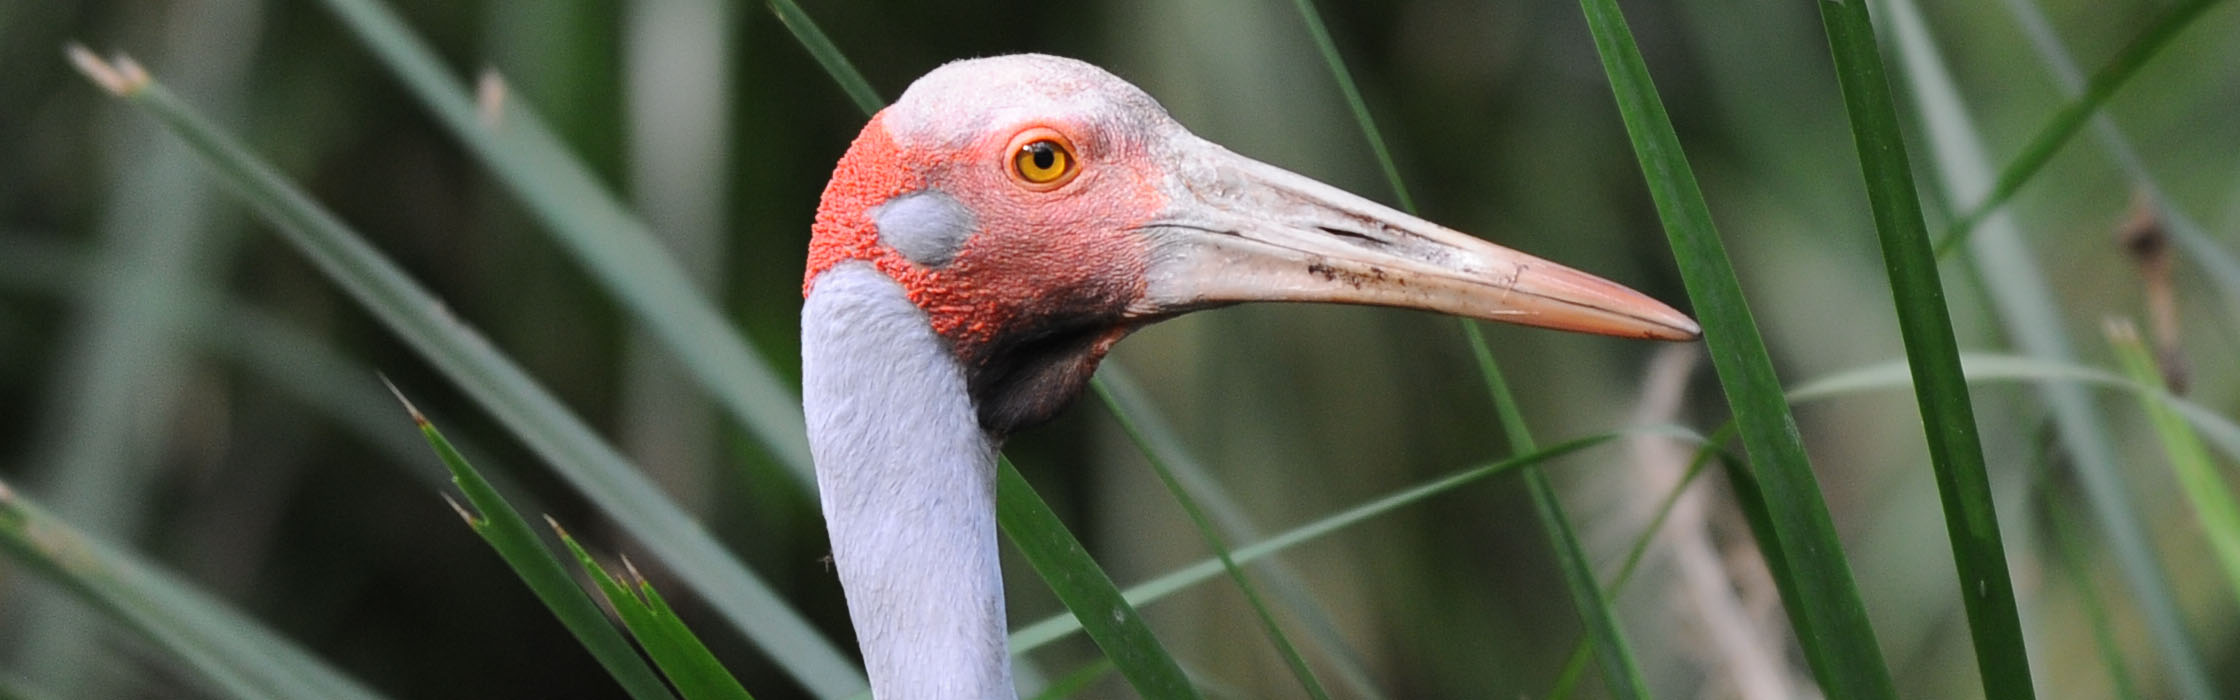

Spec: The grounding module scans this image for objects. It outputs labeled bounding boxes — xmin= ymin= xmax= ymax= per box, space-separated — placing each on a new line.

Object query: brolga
xmin=801 ymin=54 xmax=1699 ymax=698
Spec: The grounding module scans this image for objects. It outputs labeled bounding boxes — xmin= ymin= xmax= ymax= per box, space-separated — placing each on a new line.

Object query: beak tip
xmin=1644 ymin=307 xmax=1701 ymax=342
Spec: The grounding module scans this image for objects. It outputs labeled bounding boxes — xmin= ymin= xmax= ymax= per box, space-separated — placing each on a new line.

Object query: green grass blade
xmin=1093 ymin=366 xmax=1384 ymax=699
xmin=388 ymin=387 xmax=676 ymax=700
xmin=1549 ymin=429 xmax=1737 ymax=700
xmin=1573 ymin=1 xmax=1896 ymax=696
xmin=1465 ymin=333 xmax=1648 ymax=698
xmin=1994 ymin=0 xmax=2240 ymax=329
xmin=2040 ymin=488 xmax=2143 ymax=700
xmin=1089 ymin=383 xmax=1329 ymax=700
xmin=1284 ymin=0 xmax=1414 ymax=211
xmin=1934 ymin=0 xmax=2227 ymax=256
xmin=763 ymin=0 xmax=882 ymax=115
xmin=553 ymin=525 xmax=755 ymax=700
xmin=1875 ymin=2 xmax=2217 ymax=691
xmin=69 ymin=56 xmax=866 ymax=697
xmin=22 ymin=15 xmax=256 ymax=693
xmin=1792 ymin=353 xmax=2240 ymax=463
xmin=1009 ymin=428 xmax=1695 ymax=655
xmin=1025 ymin=659 xmax=1115 ymax=700
xmin=636 ymin=576 xmax=758 ymax=700
xmin=0 ymin=481 xmax=388 ymax=700
xmin=1812 ymin=2 xmax=2032 ymax=696
xmin=997 ymin=459 xmax=1200 ymax=699
xmin=314 ymin=0 xmax=816 ymax=487
xmin=0 ymin=672 xmax=59 ymax=700
xmin=1282 ymin=1 xmax=1645 ymax=691
xmin=2103 ymin=321 xmax=2240 ymax=600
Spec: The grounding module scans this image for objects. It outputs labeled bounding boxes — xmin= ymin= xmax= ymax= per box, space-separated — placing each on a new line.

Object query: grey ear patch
xmin=874 ymin=189 xmax=977 ymax=268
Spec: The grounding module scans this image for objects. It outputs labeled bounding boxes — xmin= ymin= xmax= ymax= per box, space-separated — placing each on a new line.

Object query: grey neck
xmin=801 ymin=262 xmax=1013 ymax=699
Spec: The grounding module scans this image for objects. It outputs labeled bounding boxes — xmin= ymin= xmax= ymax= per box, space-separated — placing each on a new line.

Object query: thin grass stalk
xmin=1812 ymin=2 xmax=2032 ymax=695
xmin=2104 ymin=320 xmax=2240 ymax=600
xmin=995 ymin=459 xmax=1200 ymax=699
xmin=314 ymin=0 xmax=818 ymax=486
xmin=1092 ymin=366 xmax=1385 ymax=699
xmin=68 ymin=57 xmax=866 ymax=697
xmin=1573 ymin=0 xmax=1896 ymax=696
xmin=0 ymin=237 xmax=492 ymax=493
xmin=388 ymin=389 xmax=676 ymax=700
xmin=616 ymin=0 xmax=737 ymax=512
xmin=1933 ymin=0 xmax=2227 ymax=256
xmin=0 ymin=481 xmax=388 ymax=700
xmin=2041 ymin=485 xmax=2143 ymax=700
xmin=1874 ymin=1 xmax=2217 ymax=694
xmin=1024 ymin=660 xmax=1115 ymax=700
xmin=1468 ymin=331 xmax=1649 ymax=697
xmin=17 ymin=7 xmax=260 ymax=691
xmin=1549 ymin=428 xmax=1736 ymax=700
xmin=1792 ymin=354 xmax=2240 ymax=461
xmin=1009 ymin=429 xmax=1688 ymax=654
xmin=1282 ymin=1 xmax=1647 ymax=692
xmin=1091 ymin=383 xmax=1331 ymax=699
xmin=1996 ymin=0 xmax=2240 ymax=331
xmin=553 ymin=526 xmax=756 ymax=700
xmin=763 ymin=0 xmax=881 ymax=115
xmin=1285 ymin=0 xmax=1414 ymax=212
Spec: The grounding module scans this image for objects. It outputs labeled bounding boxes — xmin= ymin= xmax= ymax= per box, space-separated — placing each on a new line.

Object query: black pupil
xmin=1028 ymin=143 xmax=1057 ymax=170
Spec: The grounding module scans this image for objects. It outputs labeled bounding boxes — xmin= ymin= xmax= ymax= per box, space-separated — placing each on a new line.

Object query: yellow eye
xmin=1007 ymin=129 xmax=1079 ymax=189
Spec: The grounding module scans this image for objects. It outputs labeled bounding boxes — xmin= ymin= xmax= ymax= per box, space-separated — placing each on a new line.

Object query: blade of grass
xmin=0 ymin=672 xmax=59 ymax=700
xmin=0 ymin=480 xmax=388 ymax=700
xmin=1933 ymin=0 xmax=2227 ymax=256
xmin=1792 ymin=353 xmax=2240 ymax=462
xmin=1549 ymin=427 xmax=1738 ymax=700
xmin=2103 ymin=320 xmax=2240 ymax=601
xmin=1575 ymin=0 xmax=1896 ymax=696
xmin=1813 ymin=2 xmax=2032 ymax=696
xmin=553 ymin=525 xmax=755 ymax=700
xmin=1285 ymin=0 xmax=1413 ymax=212
xmin=387 ymin=386 xmax=675 ymax=700
xmin=1995 ymin=0 xmax=2240 ymax=332
xmin=1875 ymin=2 xmax=2216 ymax=692
xmin=1089 ymin=382 xmax=1329 ymax=700
xmin=1009 ymin=427 xmax=1703 ymax=654
xmin=1466 ymin=331 xmax=1649 ymax=698
xmin=996 ymin=459 xmax=1199 ymax=699
xmin=1283 ymin=2 xmax=1645 ymax=692
xmin=314 ymin=0 xmax=816 ymax=488
xmin=763 ymin=0 xmax=881 ymax=115
xmin=18 ymin=7 xmax=260 ymax=692
xmin=67 ymin=50 xmax=867 ymax=697
xmin=0 ymin=235 xmax=528 ymax=497
xmin=1094 ymin=365 xmax=1384 ymax=700
xmin=2040 ymin=483 xmax=2143 ymax=700
xmin=1024 ymin=659 xmax=1115 ymax=700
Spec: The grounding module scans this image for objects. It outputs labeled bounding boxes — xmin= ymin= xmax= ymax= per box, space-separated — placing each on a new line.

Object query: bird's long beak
xmin=1136 ymin=143 xmax=1700 ymax=341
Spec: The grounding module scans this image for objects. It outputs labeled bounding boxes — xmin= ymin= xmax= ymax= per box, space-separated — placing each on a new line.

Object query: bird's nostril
xmin=1317 ymin=225 xmax=1388 ymax=247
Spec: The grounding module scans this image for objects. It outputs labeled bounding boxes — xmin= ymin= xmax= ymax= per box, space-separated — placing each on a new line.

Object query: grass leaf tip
xmin=476 ymin=68 xmax=508 ymax=128
xmin=64 ymin=43 xmax=149 ymax=96
xmin=377 ymin=374 xmax=429 ymax=427
xmin=441 ymin=493 xmax=482 ymax=528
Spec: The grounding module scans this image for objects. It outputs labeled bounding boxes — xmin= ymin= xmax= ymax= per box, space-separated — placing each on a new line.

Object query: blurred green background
xmin=3 ymin=0 xmax=2237 ymax=697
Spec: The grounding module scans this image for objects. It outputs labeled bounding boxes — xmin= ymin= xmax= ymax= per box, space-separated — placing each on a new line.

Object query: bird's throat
xmin=802 ymin=263 xmax=1015 ymax=699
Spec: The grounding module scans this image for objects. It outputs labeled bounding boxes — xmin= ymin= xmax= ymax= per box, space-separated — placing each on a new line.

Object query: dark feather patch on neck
xmin=964 ymin=320 xmax=1131 ymax=436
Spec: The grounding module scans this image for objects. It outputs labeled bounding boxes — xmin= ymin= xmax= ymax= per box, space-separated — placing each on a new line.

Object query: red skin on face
xmin=806 ymin=113 xmax=1165 ymax=368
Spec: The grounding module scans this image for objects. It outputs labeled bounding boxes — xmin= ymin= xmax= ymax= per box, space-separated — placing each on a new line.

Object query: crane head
xmin=806 ymin=54 xmax=1699 ymax=435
